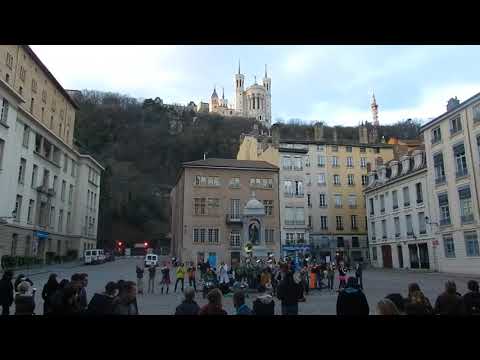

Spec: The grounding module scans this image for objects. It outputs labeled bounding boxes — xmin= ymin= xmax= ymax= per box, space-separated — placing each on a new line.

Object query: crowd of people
xmin=1 ymin=255 xmax=480 ymax=315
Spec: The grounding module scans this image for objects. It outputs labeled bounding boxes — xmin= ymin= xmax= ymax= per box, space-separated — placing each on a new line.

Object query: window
xmin=26 ymin=199 xmax=35 ymax=224
xmin=286 ymin=233 xmax=295 ymax=245
xmin=450 ymin=115 xmax=462 ymax=135
xmin=307 ymin=194 xmax=311 ymax=207
xmin=58 ymin=210 xmax=64 ymax=233
xmin=418 ymin=212 xmax=426 ymax=234
xmin=453 ymin=143 xmax=468 ymax=177
xmin=319 ymin=193 xmax=327 ymax=207
xmin=438 ymin=193 xmax=451 ymax=226
xmin=294 ymin=180 xmax=304 ymax=196
xmin=320 ymin=216 xmax=328 ymax=230
xmin=61 ymin=181 xmax=66 ymax=201
xmin=13 ymin=195 xmax=22 ymax=222
xmin=317 ymin=155 xmax=325 ymax=167
xmin=392 ymin=190 xmax=398 ymax=209
xmin=282 ymin=156 xmax=292 ymax=170
xmin=346 ymin=146 xmax=352 ymax=153
xmin=32 ymin=79 xmax=37 ymax=93
xmin=334 ymin=194 xmax=342 ymax=208
xmin=369 ymin=198 xmax=374 ymax=215
xmin=337 ymin=237 xmax=344 ymax=248
xmin=360 ymin=157 xmax=367 ymax=168
xmin=416 ymin=183 xmax=423 ymax=204
xmin=381 ymin=219 xmax=387 ymax=238
xmin=306 ymin=174 xmax=311 ymax=186
xmin=50 ymin=207 xmax=55 ymax=229
xmin=348 ymin=195 xmax=357 ymax=209
xmin=372 ymin=247 xmax=378 ymax=261
xmin=336 ymin=216 xmax=344 ymax=230
xmin=250 ymin=178 xmax=272 ymax=189
xmin=295 ymin=208 xmax=305 ymax=225
xmin=63 ymin=154 xmax=68 ymax=173
xmin=297 ymin=233 xmax=305 ymax=244
xmin=360 ymin=147 xmax=366 ymax=153
xmin=207 ymin=176 xmax=220 ymax=187
xmin=406 ymin=215 xmax=413 ymax=236
xmin=293 ymin=157 xmax=303 ymax=171
xmin=229 ymin=177 xmax=240 ymax=188
xmin=66 ymin=212 xmax=71 ymax=233
xmin=351 ymin=215 xmax=358 ymax=230
xmin=318 ymin=173 xmax=326 ymax=185
xmin=230 ymin=199 xmax=240 ymax=219
xmin=443 ymin=234 xmax=455 ymax=258
xmin=362 ymin=175 xmax=368 ymax=186
xmin=308 ymin=215 xmax=312 ymax=228
xmin=371 ymin=222 xmax=376 ymax=240
xmin=6 ymin=52 xmax=13 ymax=69
xmin=42 ymin=90 xmax=47 ymax=103
xmin=433 ymin=153 xmax=446 ymax=184
xmin=71 ymin=160 xmax=76 ymax=177
xmin=331 ymin=156 xmax=339 ymax=167
xmin=0 ymin=139 xmax=4 ymax=169
xmin=263 ymin=200 xmax=273 ymax=216
xmin=207 ymin=228 xmax=219 ymax=244
xmin=465 ymin=231 xmax=479 ymax=257
xmin=317 ymin=145 xmax=325 ymax=152
xmin=380 ymin=194 xmax=385 ymax=212
xmin=332 ymin=145 xmax=338 ymax=152
xmin=333 ymin=174 xmax=340 ymax=185
xmin=68 ymin=184 xmax=73 ymax=204
xmin=284 ymin=180 xmax=293 ymax=197
xmin=265 ymin=229 xmax=274 ymax=244
xmin=347 ymin=174 xmax=355 ymax=186
xmin=22 ymin=125 xmax=30 ymax=148
xmin=193 ymin=228 xmax=200 ymax=243
xmin=194 ymin=198 xmax=207 ymax=215
xmin=394 ymin=217 xmax=400 ymax=237
xmin=230 ymin=231 xmax=241 ymax=247
xmin=30 ymin=98 xmax=34 ymax=113
xmin=346 ymin=157 xmax=353 ymax=168
xmin=431 ymin=126 xmax=442 ymax=144
xmin=459 ymin=186 xmax=474 ymax=224
xmin=207 ymin=198 xmax=219 ymax=209
xmin=403 ymin=187 xmax=410 ymax=207
xmin=18 ymin=158 xmax=26 ymax=184
xmin=19 ymin=66 xmax=26 ymax=81
xmin=477 ymin=135 xmax=480 ymax=159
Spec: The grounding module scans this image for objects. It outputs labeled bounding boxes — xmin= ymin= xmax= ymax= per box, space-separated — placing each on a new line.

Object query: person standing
xmin=233 ymin=291 xmax=252 ymax=315
xmin=355 ymin=263 xmax=363 ymax=290
xmin=218 ymin=262 xmax=229 ymax=285
xmin=175 ymin=288 xmax=200 ymax=315
xmin=41 ymin=274 xmax=59 ymax=315
xmin=0 ymin=270 xmax=14 ymax=315
xmin=199 ymin=288 xmax=227 ymax=315
xmin=148 ymin=265 xmax=157 ymax=294
xmin=253 ymin=287 xmax=275 ymax=316
xmin=376 ymin=298 xmax=401 ymax=315
xmin=434 ymin=281 xmax=466 ymax=315
xmin=87 ymin=281 xmax=119 ymax=315
xmin=276 ymin=271 xmax=303 ymax=315
xmin=338 ymin=263 xmax=347 ymax=290
xmin=15 ymin=280 xmax=36 ymax=315
xmin=187 ymin=263 xmax=197 ymax=292
xmin=160 ymin=262 xmax=171 ymax=294
xmin=405 ymin=290 xmax=433 ymax=315
xmin=112 ymin=281 xmax=138 ymax=315
xmin=174 ymin=263 xmax=186 ymax=293
xmin=327 ymin=264 xmax=335 ymax=291
xmin=78 ymin=273 xmax=89 ymax=311
xmin=336 ymin=277 xmax=369 ymax=316
xmin=136 ymin=265 xmax=145 ymax=295
xmin=463 ymin=280 xmax=480 ymax=315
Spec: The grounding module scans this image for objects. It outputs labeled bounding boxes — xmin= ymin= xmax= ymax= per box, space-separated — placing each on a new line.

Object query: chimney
xmin=333 ymin=126 xmax=338 ymax=142
xmin=314 ymin=122 xmax=324 ymax=141
xmin=358 ymin=122 xmax=368 ymax=144
xmin=447 ymin=97 xmax=460 ymax=112
xmin=271 ymin=124 xmax=280 ymax=147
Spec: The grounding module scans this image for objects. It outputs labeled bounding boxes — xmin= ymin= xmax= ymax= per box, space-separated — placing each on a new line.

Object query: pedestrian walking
xmin=218 ymin=262 xmax=229 ymax=285
xmin=41 ymin=274 xmax=59 ymax=315
xmin=327 ymin=264 xmax=335 ymax=291
xmin=376 ymin=298 xmax=401 ymax=315
xmin=160 ymin=262 xmax=171 ymax=294
xmin=434 ymin=281 xmax=466 ymax=315
xmin=336 ymin=277 xmax=369 ymax=316
xmin=0 ymin=270 xmax=14 ymax=315
xmin=276 ymin=271 xmax=303 ymax=315
xmin=463 ymin=280 xmax=480 ymax=315
xmin=87 ymin=281 xmax=119 ymax=315
xmin=233 ymin=290 xmax=252 ymax=315
xmin=148 ymin=265 xmax=157 ymax=294
xmin=78 ymin=273 xmax=89 ymax=311
xmin=338 ymin=263 xmax=347 ymax=290
xmin=199 ymin=288 xmax=227 ymax=316
xmin=187 ymin=263 xmax=197 ymax=291
xmin=112 ymin=281 xmax=138 ymax=315
xmin=174 ymin=263 xmax=186 ymax=293
xmin=175 ymin=288 xmax=200 ymax=315
xmin=355 ymin=263 xmax=363 ymax=290
xmin=136 ymin=265 xmax=145 ymax=295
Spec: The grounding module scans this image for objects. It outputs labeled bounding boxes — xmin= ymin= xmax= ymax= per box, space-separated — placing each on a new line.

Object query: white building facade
xmin=0 ymin=46 xmax=103 ymax=262
xmin=365 ymin=150 xmax=436 ymax=271
xmin=421 ymin=95 xmax=480 ymax=275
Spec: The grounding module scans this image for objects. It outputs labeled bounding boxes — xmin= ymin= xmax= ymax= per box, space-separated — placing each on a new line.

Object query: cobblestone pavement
xmin=11 ymin=257 xmax=480 ymax=315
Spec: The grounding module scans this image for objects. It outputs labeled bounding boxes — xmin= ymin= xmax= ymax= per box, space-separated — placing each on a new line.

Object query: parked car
xmin=144 ymin=254 xmax=159 ymax=267
xmin=84 ymin=249 xmax=106 ymax=265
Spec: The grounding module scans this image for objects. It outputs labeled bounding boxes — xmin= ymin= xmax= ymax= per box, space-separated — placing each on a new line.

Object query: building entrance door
xmin=418 ymin=243 xmax=430 ymax=269
xmin=381 ymin=245 xmax=393 ymax=268
xmin=397 ymin=245 xmax=404 ymax=268
xmin=408 ymin=244 xmax=419 ymax=269
xmin=230 ymin=251 xmax=240 ymax=268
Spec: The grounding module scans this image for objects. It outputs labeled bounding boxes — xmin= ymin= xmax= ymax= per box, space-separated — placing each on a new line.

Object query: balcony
xmin=36 ymin=185 xmax=55 ymax=197
xmin=416 ymin=199 xmax=424 ymax=205
xmin=371 ymin=236 xmax=376 ymax=241
xmin=382 ymin=235 xmax=387 ymax=239
xmin=336 ymin=226 xmax=344 ymax=231
xmin=404 ymin=202 xmax=410 ymax=207
xmin=226 ymin=214 xmax=242 ymax=225
xmin=419 ymin=229 xmax=427 ymax=235
xmin=461 ymin=214 xmax=474 ymax=224
xmin=395 ymin=233 xmax=400 ymax=238
xmin=349 ymin=204 xmax=357 ymax=209
xmin=440 ymin=218 xmax=451 ymax=226
xmin=380 ymin=208 xmax=385 ymax=213
xmin=456 ymin=168 xmax=468 ymax=179
xmin=335 ymin=204 xmax=343 ymax=209
xmin=407 ymin=231 xmax=414 ymax=237
xmin=435 ymin=176 xmax=446 ymax=185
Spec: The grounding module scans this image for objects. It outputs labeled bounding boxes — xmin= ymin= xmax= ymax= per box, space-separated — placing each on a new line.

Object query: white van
xmin=84 ymin=249 xmax=106 ymax=265
xmin=144 ymin=254 xmax=159 ymax=267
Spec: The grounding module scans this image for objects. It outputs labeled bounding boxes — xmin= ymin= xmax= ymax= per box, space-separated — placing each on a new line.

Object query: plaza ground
xmin=10 ymin=257 xmax=480 ymax=315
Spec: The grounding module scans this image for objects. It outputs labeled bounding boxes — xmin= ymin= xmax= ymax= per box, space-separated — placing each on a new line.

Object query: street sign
xmin=34 ymin=231 xmax=49 ymax=239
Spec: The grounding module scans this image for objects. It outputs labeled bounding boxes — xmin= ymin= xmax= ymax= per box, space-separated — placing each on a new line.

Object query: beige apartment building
xmin=237 ymin=123 xmax=394 ymax=263
xmin=421 ymin=95 xmax=480 ymax=275
xmin=170 ymin=158 xmax=280 ymax=267
xmin=0 ymin=45 xmax=103 ymax=262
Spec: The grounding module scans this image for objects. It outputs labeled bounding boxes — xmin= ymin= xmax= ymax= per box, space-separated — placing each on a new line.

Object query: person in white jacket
xmin=218 ymin=262 xmax=230 ymax=284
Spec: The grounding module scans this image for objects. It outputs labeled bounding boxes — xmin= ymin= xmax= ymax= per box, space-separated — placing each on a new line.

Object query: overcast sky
xmin=31 ymin=45 xmax=480 ymax=126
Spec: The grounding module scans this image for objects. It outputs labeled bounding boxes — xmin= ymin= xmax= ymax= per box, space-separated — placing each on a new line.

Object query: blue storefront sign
xmin=282 ymin=245 xmax=311 ymax=252
xmin=34 ymin=231 xmax=49 ymax=240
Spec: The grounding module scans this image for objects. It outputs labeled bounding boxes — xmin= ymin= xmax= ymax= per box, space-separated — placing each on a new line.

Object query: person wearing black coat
xmin=253 ymin=288 xmax=275 ymax=316
xmin=87 ymin=281 xmax=119 ymax=315
xmin=175 ymin=288 xmax=200 ymax=315
xmin=355 ymin=263 xmax=363 ymax=290
xmin=463 ymin=280 xmax=480 ymax=315
xmin=0 ymin=270 xmax=14 ymax=315
xmin=42 ymin=274 xmax=59 ymax=315
xmin=276 ymin=271 xmax=303 ymax=315
xmin=336 ymin=277 xmax=369 ymax=316
xmin=434 ymin=281 xmax=466 ymax=315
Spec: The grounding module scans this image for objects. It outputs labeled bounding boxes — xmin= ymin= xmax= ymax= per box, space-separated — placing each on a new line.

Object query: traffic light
xmin=118 ymin=241 xmax=123 ymax=247
xmin=144 ymin=242 xmax=148 ymax=248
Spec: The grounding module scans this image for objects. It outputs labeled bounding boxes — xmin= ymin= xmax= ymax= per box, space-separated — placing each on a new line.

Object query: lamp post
xmin=425 ymin=217 xmax=439 ymax=272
